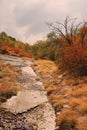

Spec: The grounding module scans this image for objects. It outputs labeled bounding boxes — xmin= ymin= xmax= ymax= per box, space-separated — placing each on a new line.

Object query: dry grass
xmin=46 ymin=86 xmax=56 ymax=95
xmin=32 ymin=59 xmax=87 ymax=130
xmin=56 ymin=109 xmax=77 ymax=130
xmin=69 ymin=97 xmax=87 ymax=112
xmin=49 ymin=94 xmax=64 ymax=111
xmin=77 ymin=98 xmax=87 ymax=114
xmin=68 ymin=85 xmax=87 ymax=98
xmin=32 ymin=60 xmax=57 ymax=79
xmin=69 ymin=98 xmax=80 ymax=109
xmin=0 ymin=59 xmax=20 ymax=103
xmin=77 ymin=116 xmax=87 ymax=130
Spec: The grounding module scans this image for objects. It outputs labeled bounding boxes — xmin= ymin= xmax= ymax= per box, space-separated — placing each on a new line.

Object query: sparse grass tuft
xmin=49 ymin=94 xmax=64 ymax=111
xmin=68 ymin=86 xmax=87 ymax=98
xmin=56 ymin=109 xmax=77 ymax=130
xmin=77 ymin=116 xmax=87 ymax=130
xmin=46 ymin=86 xmax=56 ymax=95
xmin=69 ymin=97 xmax=87 ymax=114
xmin=77 ymin=100 xmax=87 ymax=114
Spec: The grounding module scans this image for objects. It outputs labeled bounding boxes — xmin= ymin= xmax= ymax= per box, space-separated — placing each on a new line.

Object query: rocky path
xmin=0 ymin=54 xmax=56 ymax=130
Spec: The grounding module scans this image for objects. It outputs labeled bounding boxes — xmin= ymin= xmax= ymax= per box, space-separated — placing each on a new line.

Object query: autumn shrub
xmin=1 ymin=45 xmax=20 ymax=55
xmin=58 ymin=43 xmax=87 ymax=77
xmin=22 ymin=52 xmax=32 ymax=58
xmin=1 ymin=45 xmax=31 ymax=57
xmin=56 ymin=109 xmax=77 ymax=130
xmin=31 ymin=36 xmax=61 ymax=61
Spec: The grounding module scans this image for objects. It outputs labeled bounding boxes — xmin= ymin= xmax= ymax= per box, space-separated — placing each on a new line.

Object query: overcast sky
xmin=0 ymin=0 xmax=87 ymax=44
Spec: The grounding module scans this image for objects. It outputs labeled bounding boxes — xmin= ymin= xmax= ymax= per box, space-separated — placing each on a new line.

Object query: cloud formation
xmin=0 ymin=0 xmax=87 ymax=43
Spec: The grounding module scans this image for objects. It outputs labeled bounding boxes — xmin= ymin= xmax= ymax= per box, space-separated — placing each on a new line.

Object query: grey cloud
xmin=14 ymin=2 xmax=46 ymax=24
xmin=68 ymin=0 xmax=87 ymax=19
xmin=14 ymin=3 xmax=49 ymax=34
xmin=0 ymin=0 xmax=87 ymax=43
xmin=14 ymin=1 xmax=64 ymax=35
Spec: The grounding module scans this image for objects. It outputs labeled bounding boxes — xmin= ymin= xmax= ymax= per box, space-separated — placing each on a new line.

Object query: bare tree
xmin=80 ymin=22 xmax=87 ymax=44
xmin=47 ymin=17 xmax=87 ymax=45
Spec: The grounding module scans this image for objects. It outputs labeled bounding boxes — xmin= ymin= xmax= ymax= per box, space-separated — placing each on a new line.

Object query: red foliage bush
xmin=59 ymin=43 xmax=87 ymax=76
xmin=1 ymin=46 xmax=21 ymax=55
xmin=0 ymin=45 xmax=31 ymax=58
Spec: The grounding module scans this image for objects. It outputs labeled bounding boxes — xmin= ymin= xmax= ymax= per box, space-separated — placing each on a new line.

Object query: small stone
xmin=58 ymin=75 xmax=63 ymax=79
xmin=56 ymin=112 xmax=60 ymax=115
xmin=55 ymin=126 xmax=60 ymax=130
xmin=63 ymin=104 xmax=69 ymax=108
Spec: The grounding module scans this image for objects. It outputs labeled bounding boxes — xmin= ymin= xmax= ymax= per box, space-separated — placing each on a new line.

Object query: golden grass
xmin=69 ymin=98 xmax=80 ymax=109
xmin=56 ymin=109 xmax=77 ymax=130
xmin=68 ymin=86 xmax=87 ymax=98
xmin=77 ymin=99 xmax=87 ymax=114
xmin=49 ymin=94 xmax=64 ymax=110
xmin=33 ymin=60 xmax=57 ymax=79
xmin=32 ymin=59 xmax=87 ymax=129
xmin=0 ymin=59 xmax=20 ymax=103
xmin=77 ymin=116 xmax=87 ymax=130
xmin=69 ymin=97 xmax=87 ymax=114
xmin=46 ymin=86 xmax=56 ymax=95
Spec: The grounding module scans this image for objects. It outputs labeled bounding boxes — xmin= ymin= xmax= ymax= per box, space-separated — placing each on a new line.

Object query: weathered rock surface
xmin=0 ymin=54 xmax=56 ymax=130
xmin=2 ymin=90 xmax=48 ymax=113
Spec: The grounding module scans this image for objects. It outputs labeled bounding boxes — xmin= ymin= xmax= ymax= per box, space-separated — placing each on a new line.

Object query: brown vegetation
xmin=0 ymin=59 xmax=21 ymax=103
xmin=56 ymin=109 xmax=77 ymax=130
xmin=0 ymin=32 xmax=32 ymax=58
xmin=1 ymin=45 xmax=31 ymax=57
xmin=32 ymin=17 xmax=87 ymax=77
xmin=59 ymin=43 xmax=87 ymax=76
xmin=33 ymin=59 xmax=87 ymax=130
xmin=32 ymin=18 xmax=87 ymax=129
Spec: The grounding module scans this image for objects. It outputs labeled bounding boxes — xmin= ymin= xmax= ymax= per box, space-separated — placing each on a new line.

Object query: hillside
xmin=0 ymin=32 xmax=31 ymax=58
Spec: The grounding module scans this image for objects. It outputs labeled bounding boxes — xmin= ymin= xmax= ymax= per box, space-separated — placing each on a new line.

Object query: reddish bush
xmin=59 ymin=43 xmax=87 ymax=76
xmin=22 ymin=52 xmax=32 ymax=58
xmin=1 ymin=46 xmax=21 ymax=55
xmin=0 ymin=45 xmax=31 ymax=57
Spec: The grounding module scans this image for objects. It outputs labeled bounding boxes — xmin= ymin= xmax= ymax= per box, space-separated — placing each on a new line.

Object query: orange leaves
xmin=1 ymin=45 xmax=31 ymax=57
xmin=1 ymin=45 xmax=22 ymax=55
xmin=58 ymin=24 xmax=87 ymax=77
xmin=0 ymin=33 xmax=32 ymax=58
xmin=59 ymin=43 xmax=87 ymax=76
